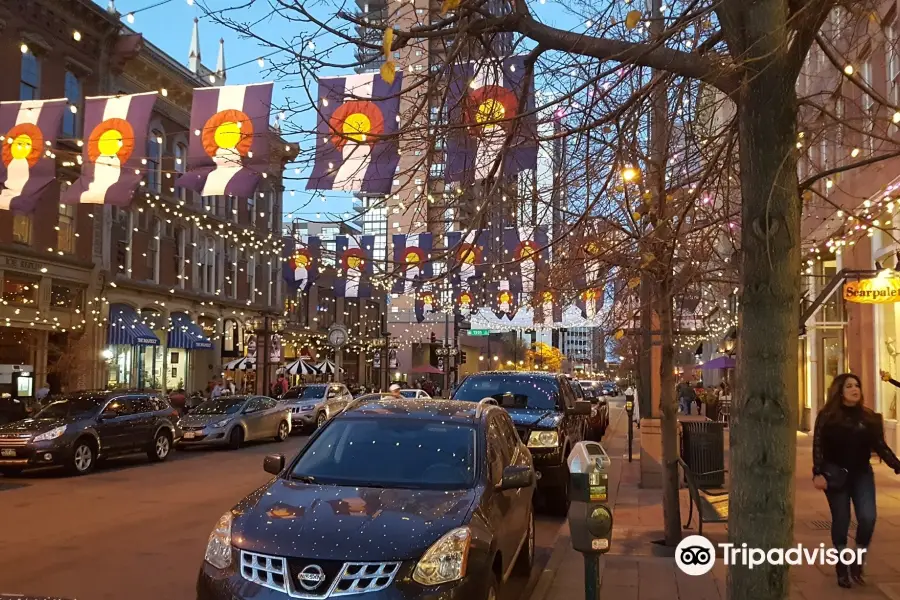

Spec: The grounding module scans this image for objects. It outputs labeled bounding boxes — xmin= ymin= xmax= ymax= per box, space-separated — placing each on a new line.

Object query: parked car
xmin=600 ymin=381 xmax=620 ymax=397
xmin=279 ymin=383 xmax=353 ymax=431
xmin=0 ymin=390 xmax=179 ymax=476
xmin=400 ymin=389 xmax=432 ymax=399
xmin=574 ymin=381 xmax=609 ymax=440
xmin=451 ymin=371 xmax=591 ymax=515
xmin=177 ymin=396 xmax=290 ymax=450
xmin=197 ymin=396 xmax=536 ymax=600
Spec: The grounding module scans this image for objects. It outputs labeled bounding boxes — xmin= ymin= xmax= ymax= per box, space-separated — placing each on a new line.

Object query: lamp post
xmin=435 ymin=344 xmax=459 ymax=397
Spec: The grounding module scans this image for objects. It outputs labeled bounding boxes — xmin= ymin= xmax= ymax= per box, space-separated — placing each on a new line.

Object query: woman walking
xmin=813 ymin=373 xmax=900 ymax=587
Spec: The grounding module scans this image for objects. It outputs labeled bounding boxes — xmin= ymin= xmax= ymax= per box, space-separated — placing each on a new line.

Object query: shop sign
xmin=843 ymin=273 xmax=900 ymax=304
xmin=3 ymin=256 xmax=43 ymax=273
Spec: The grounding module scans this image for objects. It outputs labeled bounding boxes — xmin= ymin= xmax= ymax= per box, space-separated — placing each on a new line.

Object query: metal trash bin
xmin=680 ymin=421 xmax=725 ymax=487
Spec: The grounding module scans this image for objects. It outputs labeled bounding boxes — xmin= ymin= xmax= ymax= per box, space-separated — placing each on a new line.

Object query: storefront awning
xmin=167 ymin=312 xmax=213 ymax=350
xmin=107 ymin=304 xmax=160 ymax=347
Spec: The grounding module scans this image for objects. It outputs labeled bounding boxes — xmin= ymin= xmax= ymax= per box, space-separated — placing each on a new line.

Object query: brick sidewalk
xmin=529 ymin=409 xmax=900 ymax=600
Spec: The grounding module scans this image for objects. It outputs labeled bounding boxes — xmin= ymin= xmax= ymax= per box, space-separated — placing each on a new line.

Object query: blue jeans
xmin=825 ymin=468 xmax=876 ymax=549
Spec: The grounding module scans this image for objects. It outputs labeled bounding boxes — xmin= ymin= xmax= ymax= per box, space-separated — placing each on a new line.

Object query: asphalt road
xmin=0 ymin=432 xmax=564 ymax=600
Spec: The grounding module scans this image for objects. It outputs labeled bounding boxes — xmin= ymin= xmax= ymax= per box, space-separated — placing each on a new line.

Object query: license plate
xmin=183 ymin=431 xmax=195 ymax=439
xmin=1 ymin=448 xmax=16 ymax=457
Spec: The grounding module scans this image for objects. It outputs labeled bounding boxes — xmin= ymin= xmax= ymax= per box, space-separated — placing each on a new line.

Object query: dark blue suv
xmin=451 ymin=371 xmax=591 ymax=515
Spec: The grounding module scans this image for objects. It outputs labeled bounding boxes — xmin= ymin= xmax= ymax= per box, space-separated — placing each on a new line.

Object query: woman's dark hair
xmin=822 ymin=373 xmax=863 ymax=420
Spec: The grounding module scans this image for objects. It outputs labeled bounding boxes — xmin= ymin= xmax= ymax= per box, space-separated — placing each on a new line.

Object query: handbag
xmin=821 ymin=463 xmax=849 ymax=491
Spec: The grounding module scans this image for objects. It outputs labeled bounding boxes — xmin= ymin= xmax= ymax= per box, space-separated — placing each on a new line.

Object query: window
xmin=51 ymin=283 xmax=83 ymax=310
xmin=248 ymin=252 xmax=256 ymax=302
xmin=174 ymin=227 xmax=185 ymax=288
xmin=174 ymin=143 xmax=187 ymax=202
xmin=147 ymin=131 xmax=163 ymax=194
xmin=227 ymin=195 xmax=238 ymax=221
xmin=249 ymin=194 xmax=256 ymax=225
xmin=269 ymin=266 xmax=278 ymax=306
xmin=3 ymin=273 xmax=40 ymax=306
xmin=13 ymin=214 xmax=31 ymax=245
xmin=148 ymin=218 xmax=160 ymax=282
xmin=862 ymin=59 xmax=875 ymax=152
xmin=62 ymin=71 xmax=81 ymax=138
xmin=225 ymin=244 xmax=236 ymax=298
xmin=20 ymin=49 xmax=40 ymax=100
xmin=58 ymin=203 xmax=76 ymax=254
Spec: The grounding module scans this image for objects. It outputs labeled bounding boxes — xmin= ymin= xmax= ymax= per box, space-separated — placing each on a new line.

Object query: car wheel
xmin=275 ymin=420 xmax=289 ymax=442
xmin=228 ymin=427 xmax=244 ymax=450
xmin=316 ymin=412 xmax=327 ymax=429
xmin=66 ymin=439 xmax=96 ymax=476
xmin=148 ymin=430 xmax=172 ymax=462
xmin=513 ymin=511 xmax=535 ymax=576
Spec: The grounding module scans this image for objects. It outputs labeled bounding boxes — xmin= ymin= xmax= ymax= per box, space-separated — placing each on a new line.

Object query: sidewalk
xmin=528 ymin=409 xmax=900 ymax=600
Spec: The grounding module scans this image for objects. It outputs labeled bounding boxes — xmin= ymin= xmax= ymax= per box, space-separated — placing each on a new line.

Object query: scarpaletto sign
xmin=843 ymin=272 xmax=900 ymax=304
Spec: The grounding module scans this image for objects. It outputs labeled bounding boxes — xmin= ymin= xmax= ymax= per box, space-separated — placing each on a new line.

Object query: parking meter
xmin=567 ymin=441 xmax=612 ymax=600
xmin=624 ymin=395 xmax=635 ymax=462
xmin=568 ymin=441 xmax=613 ymax=553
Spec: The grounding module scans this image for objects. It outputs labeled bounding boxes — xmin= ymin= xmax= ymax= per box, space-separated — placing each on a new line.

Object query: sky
xmin=96 ymin=0 xmax=584 ymax=225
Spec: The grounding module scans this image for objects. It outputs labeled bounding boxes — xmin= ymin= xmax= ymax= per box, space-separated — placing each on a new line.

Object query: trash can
xmin=680 ymin=421 xmax=725 ymax=487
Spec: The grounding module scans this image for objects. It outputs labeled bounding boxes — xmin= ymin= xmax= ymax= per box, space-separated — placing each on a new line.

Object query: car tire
xmin=228 ymin=427 xmax=244 ymax=450
xmin=148 ymin=429 xmax=172 ymax=462
xmin=513 ymin=511 xmax=535 ymax=576
xmin=484 ymin=569 xmax=499 ymax=600
xmin=316 ymin=411 xmax=327 ymax=429
xmin=66 ymin=438 xmax=96 ymax=476
xmin=0 ymin=467 xmax=23 ymax=477
xmin=275 ymin=420 xmax=289 ymax=442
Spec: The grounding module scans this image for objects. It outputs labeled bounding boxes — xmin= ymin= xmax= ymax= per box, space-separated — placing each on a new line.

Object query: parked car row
xmin=0 ymin=390 xmax=293 ymax=477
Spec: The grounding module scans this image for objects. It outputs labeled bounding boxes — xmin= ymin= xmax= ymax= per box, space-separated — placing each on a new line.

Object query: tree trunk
xmin=656 ymin=275 xmax=681 ymax=545
xmin=728 ymin=51 xmax=800 ymax=600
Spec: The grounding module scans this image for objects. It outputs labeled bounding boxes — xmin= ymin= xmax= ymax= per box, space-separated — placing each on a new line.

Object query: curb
xmin=524 ymin=520 xmax=572 ymax=600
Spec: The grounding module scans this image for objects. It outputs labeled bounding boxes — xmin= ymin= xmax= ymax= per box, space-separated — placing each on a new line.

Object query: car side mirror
xmin=571 ymin=400 xmax=592 ymax=415
xmin=497 ymin=465 xmax=534 ymax=491
xmin=264 ymin=454 xmax=285 ymax=475
xmin=99 ymin=409 xmax=118 ymax=420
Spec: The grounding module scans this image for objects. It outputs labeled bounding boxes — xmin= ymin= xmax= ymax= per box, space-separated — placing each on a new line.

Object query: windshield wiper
xmin=290 ymin=475 xmax=318 ymax=484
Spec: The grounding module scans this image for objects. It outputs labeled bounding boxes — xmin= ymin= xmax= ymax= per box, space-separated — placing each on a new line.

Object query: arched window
xmin=173 ymin=142 xmax=187 ymax=201
xmin=147 ymin=130 xmax=163 ymax=194
xmin=148 ymin=217 xmax=160 ymax=282
xmin=20 ymin=49 xmax=40 ymax=100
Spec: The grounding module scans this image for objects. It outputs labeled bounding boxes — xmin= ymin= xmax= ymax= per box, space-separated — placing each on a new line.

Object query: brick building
xmin=0 ymin=0 xmax=293 ymax=395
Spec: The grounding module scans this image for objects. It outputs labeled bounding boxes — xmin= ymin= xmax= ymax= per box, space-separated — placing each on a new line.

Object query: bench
xmin=678 ymin=458 xmax=729 ymax=536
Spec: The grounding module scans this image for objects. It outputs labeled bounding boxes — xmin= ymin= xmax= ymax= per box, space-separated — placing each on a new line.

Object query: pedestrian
xmin=388 ymin=383 xmax=402 ymax=399
xmin=211 ymin=380 xmax=224 ymax=399
xmin=35 ymin=381 xmax=50 ymax=403
xmin=677 ymin=381 xmax=693 ymax=415
xmin=813 ymin=373 xmax=900 ymax=588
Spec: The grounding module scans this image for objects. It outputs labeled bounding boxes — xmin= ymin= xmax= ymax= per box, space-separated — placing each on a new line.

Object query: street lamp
xmin=621 ymin=165 xmax=639 ymax=182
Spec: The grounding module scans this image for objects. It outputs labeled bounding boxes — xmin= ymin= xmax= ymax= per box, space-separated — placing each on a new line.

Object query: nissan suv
xmin=451 ymin=371 xmax=591 ymax=514
xmin=197 ymin=397 xmax=536 ymax=600
xmin=0 ymin=390 xmax=180 ymax=476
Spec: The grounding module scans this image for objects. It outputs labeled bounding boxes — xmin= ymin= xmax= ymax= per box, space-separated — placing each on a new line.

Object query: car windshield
xmin=290 ymin=417 xmax=476 ymax=490
xmin=34 ymin=395 xmax=107 ymax=419
xmin=192 ymin=397 xmax=246 ymax=415
xmin=452 ymin=374 xmax=558 ymax=410
xmin=285 ymin=386 xmax=327 ymax=401
xmin=400 ymin=390 xmax=417 ymax=398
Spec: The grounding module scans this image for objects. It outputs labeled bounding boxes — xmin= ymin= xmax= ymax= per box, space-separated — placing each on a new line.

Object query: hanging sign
xmin=844 ymin=273 xmax=900 ymax=304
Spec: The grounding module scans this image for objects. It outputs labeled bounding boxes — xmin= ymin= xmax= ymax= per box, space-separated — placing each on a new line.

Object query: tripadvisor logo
xmin=675 ymin=535 xmax=866 ymax=576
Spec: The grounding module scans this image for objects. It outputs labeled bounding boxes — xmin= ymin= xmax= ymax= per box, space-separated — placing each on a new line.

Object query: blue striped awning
xmin=107 ymin=304 xmax=160 ymax=347
xmin=167 ymin=312 xmax=213 ymax=350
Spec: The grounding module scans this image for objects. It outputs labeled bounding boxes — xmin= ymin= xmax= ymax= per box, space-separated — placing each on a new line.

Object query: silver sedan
xmin=176 ymin=395 xmax=291 ymax=450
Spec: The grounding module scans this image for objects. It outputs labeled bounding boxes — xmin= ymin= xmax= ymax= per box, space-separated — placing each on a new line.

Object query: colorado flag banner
xmin=504 ymin=226 xmax=548 ymax=294
xmin=307 ymin=72 xmax=402 ymax=194
xmin=446 ymin=230 xmax=490 ymax=290
xmin=283 ymin=235 xmax=321 ymax=291
xmin=0 ymin=98 xmax=67 ymax=212
xmin=335 ymin=235 xmax=375 ymax=298
xmin=62 ymin=92 xmax=157 ymax=206
xmin=176 ymin=82 xmax=274 ymax=198
xmin=446 ymin=56 xmax=538 ymax=184
xmin=391 ymin=233 xmax=434 ymax=294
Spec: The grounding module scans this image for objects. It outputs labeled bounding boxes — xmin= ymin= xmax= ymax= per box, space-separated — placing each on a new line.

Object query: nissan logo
xmin=297 ymin=564 xmax=326 ymax=591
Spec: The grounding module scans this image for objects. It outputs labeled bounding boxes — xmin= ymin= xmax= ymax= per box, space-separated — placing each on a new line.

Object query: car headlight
xmin=413 ymin=527 xmax=471 ymax=586
xmin=33 ymin=426 xmax=66 ymax=442
xmin=205 ymin=511 xmax=233 ymax=569
xmin=527 ymin=430 xmax=559 ymax=448
xmin=211 ymin=418 xmax=230 ymax=428
xmin=300 ymin=404 xmax=316 ymax=411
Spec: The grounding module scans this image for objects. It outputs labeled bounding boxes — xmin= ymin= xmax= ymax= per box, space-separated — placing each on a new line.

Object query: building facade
xmin=0 ymin=0 xmax=292 ymax=396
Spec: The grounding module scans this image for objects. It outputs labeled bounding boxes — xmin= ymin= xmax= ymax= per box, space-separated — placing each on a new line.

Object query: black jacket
xmin=813 ymin=404 xmax=900 ymax=477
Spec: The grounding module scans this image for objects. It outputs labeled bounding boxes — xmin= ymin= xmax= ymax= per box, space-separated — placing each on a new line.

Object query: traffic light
xmin=460 ymin=350 xmax=467 ymax=364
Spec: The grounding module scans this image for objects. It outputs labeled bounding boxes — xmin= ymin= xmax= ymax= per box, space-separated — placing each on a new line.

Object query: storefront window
xmin=820 ymin=333 xmax=844 ymax=411
xmin=3 ymin=273 xmax=40 ymax=306
xmin=879 ymin=301 xmax=900 ymax=419
xmin=51 ymin=283 xmax=83 ymax=310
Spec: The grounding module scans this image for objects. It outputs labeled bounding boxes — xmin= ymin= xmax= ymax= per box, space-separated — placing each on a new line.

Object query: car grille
xmin=181 ymin=426 xmax=205 ymax=432
xmin=291 ymin=406 xmax=307 ymax=414
xmin=0 ymin=433 xmax=32 ymax=446
xmin=239 ymin=550 xmax=400 ymax=598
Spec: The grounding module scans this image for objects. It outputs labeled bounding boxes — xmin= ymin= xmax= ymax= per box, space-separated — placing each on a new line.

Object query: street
xmin=0 ymin=431 xmax=565 ymax=600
